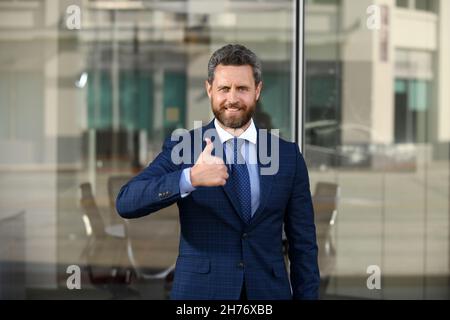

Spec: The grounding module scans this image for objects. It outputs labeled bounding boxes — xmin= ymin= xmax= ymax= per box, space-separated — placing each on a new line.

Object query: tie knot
xmin=233 ymin=137 xmax=245 ymax=145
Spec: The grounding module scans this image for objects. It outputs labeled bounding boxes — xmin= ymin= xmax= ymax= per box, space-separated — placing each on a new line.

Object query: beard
xmin=212 ymin=101 xmax=256 ymax=129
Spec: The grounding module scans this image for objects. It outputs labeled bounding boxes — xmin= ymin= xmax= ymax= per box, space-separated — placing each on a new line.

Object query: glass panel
xmin=0 ymin=0 xmax=295 ymax=299
xmin=305 ymin=0 xmax=450 ymax=299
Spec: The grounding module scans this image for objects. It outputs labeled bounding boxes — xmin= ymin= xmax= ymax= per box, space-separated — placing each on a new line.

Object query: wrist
xmin=190 ymin=166 xmax=198 ymax=187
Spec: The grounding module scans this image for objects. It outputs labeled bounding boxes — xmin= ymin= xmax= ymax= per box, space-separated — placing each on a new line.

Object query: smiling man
xmin=116 ymin=44 xmax=320 ymax=300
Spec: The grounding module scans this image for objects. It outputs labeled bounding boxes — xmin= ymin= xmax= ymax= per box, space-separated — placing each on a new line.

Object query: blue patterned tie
xmin=230 ymin=137 xmax=252 ymax=224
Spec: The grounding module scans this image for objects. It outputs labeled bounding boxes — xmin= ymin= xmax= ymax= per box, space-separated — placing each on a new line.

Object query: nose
xmin=227 ymin=88 xmax=239 ymax=105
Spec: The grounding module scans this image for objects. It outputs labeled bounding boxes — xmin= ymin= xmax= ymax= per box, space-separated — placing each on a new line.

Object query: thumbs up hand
xmin=190 ymin=138 xmax=229 ymax=187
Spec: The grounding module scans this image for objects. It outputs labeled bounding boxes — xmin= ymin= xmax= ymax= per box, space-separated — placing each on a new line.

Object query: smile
xmin=224 ymin=107 xmax=242 ymax=113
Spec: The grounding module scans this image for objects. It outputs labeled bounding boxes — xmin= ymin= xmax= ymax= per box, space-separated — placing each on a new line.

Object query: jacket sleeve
xmin=284 ymin=143 xmax=320 ymax=299
xmin=116 ymin=136 xmax=184 ymax=219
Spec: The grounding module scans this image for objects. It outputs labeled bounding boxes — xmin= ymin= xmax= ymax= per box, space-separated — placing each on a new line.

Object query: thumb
xmin=202 ymin=138 xmax=214 ymax=156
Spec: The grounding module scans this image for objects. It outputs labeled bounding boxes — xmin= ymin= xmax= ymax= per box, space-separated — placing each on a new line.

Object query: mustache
xmin=222 ymin=102 xmax=244 ymax=110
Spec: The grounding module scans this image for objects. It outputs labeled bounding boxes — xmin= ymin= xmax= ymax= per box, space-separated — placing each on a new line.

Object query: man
xmin=116 ymin=44 xmax=320 ymax=300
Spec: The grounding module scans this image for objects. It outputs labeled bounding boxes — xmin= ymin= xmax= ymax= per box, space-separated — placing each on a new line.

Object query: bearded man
xmin=116 ymin=44 xmax=320 ymax=300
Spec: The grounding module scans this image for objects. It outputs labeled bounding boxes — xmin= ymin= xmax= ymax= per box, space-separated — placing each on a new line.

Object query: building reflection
xmin=305 ymin=0 xmax=450 ymax=299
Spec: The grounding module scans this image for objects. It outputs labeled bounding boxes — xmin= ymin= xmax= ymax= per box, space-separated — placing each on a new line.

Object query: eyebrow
xmin=217 ymin=85 xmax=249 ymax=90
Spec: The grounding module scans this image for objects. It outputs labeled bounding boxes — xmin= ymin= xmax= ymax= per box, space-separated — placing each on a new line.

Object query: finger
xmin=210 ymin=156 xmax=225 ymax=165
xmin=217 ymin=165 xmax=228 ymax=176
xmin=203 ymin=155 xmax=220 ymax=165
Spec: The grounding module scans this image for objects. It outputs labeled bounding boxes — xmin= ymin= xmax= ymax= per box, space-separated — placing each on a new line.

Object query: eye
xmin=238 ymin=87 xmax=248 ymax=92
xmin=219 ymin=87 xmax=230 ymax=93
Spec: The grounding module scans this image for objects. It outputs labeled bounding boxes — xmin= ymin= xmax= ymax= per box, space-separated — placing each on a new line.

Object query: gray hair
xmin=207 ymin=44 xmax=262 ymax=85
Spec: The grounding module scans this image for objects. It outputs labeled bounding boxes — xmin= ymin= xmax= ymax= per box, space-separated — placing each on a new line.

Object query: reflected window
xmin=415 ymin=0 xmax=435 ymax=12
xmin=395 ymin=79 xmax=431 ymax=143
xmin=396 ymin=0 xmax=409 ymax=8
xmin=395 ymin=0 xmax=436 ymax=12
xmin=394 ymin=49 xmax=433 ymax=143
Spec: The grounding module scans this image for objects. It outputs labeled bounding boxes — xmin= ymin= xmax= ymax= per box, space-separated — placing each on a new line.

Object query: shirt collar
xmin=214 ymin=118 xmax=257 ymax=145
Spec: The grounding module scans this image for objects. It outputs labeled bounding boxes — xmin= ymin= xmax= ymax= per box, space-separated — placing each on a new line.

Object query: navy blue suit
xmin=116 ymin=119 xmax=320 ymax=300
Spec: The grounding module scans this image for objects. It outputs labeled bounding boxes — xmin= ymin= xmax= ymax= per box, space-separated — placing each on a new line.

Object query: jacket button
xmin=238 ymin=262 xmax=245 ymax=268
xmin=242 ymin=233 xmax=248 ymax=239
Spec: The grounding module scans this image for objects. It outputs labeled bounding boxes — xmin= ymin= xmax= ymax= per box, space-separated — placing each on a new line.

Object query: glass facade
xmin=0 ymin=0 xmax=295 ymax=299
xmin=0 ymin=0 xmax=449 ymax=300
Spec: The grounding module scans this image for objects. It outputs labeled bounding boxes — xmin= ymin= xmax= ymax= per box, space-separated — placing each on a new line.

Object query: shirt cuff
xmin=179 ymin=167 xmax=196 ymax=198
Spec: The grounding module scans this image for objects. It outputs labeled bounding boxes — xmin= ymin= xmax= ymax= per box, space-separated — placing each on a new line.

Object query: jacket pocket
xmin=176 ymin=255 xmax=211 ymax=274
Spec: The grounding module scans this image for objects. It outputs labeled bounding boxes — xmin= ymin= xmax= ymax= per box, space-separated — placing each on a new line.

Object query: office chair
xmin=79 ymin=183 xmax=136 ymax=298
xmin=313 ymin=182 xmax=339 ymax=298
xmin=107 ymin=176 xmax=178 ymax=299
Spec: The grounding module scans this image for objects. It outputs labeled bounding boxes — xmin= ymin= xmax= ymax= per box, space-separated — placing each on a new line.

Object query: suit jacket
xmin=116 ymin=119 xmax=320 ymax=300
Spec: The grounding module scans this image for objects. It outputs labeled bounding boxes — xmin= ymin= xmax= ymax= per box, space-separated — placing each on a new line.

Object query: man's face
xmin=206 ymin=64 xmax=262 ymax=129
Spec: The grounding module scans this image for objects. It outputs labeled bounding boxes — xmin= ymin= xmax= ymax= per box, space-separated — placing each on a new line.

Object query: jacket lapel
xmin=248 ymin=128 xmax=275 ymax=228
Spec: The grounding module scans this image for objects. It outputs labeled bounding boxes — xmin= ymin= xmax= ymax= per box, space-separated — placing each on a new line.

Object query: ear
xmin=255 ymin=81 xmax=263 ymax=101
xmin=205 ymin=80 xmax=212 ymax=99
